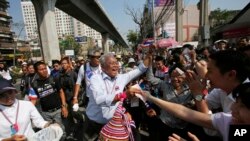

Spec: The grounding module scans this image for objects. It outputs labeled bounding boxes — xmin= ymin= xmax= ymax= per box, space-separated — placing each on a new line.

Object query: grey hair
xmin=100 ymin=53 xmax=115 ymax=67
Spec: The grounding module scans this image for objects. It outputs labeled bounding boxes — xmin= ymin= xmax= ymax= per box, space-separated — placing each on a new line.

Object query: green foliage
xmin=59 ymin=35 xmax=81 ymax=55
xmin=126 ymin=30 xmax=139 ymax=45
xmin=126 ymin=30 xmax=139 ymax=52
xmin=209 ymin=8 xmax=239 ymax=28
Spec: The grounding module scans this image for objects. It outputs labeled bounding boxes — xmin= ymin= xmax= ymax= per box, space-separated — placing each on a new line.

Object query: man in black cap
xmin=0 ymin=78 xmax=50 ymax=141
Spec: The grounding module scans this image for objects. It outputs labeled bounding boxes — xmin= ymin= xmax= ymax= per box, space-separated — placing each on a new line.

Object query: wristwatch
xmin=194 ymin=94 xmax=204 ymax=102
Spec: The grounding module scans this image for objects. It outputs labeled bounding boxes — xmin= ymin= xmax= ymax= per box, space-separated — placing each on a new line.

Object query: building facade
xmin=21 ymin=0 xmax=74 ymax=39
xmin=0 ymin=0 xmax=15 ymax=63
xmin=154 ymin=5 xmax=200 ymax=42
xmin=73 ymin=19 xmax=102 ymax=47
xmin=21 ymin=0 xmax=102 ymax=47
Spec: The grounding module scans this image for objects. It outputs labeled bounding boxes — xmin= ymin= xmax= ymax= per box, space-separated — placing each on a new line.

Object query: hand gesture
xmin=126 ymin=86 xmax=142 ymax=99
xmin=146 ymin=108 xmax=157 ymax=117
xmin=185 ymin=70 xmax=205 ymax=95
xmin=168 ymin=132 xmax=200 ymax=141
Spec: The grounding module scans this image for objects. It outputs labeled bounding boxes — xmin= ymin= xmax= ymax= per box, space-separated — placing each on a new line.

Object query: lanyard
xmin=104 ymin=79 xmax=117 ymax=95
xmin=0 ymin=100 xmax=19 ymax=126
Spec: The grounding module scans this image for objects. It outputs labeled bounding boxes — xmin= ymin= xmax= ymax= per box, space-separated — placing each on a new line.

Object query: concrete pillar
xmin=31 ymin=0 xmax=61 ymax=63
xmin=175 ymin=0 xmax=183 ymax=43
xmin=198 ymin=0 xmax=210 ymax=48
xmin=101 ymin=33 xmax=109 ymax=53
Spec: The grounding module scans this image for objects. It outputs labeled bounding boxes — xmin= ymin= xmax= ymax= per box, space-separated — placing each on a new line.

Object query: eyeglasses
xmin=90 ymin=56 xmax=101 ymax=59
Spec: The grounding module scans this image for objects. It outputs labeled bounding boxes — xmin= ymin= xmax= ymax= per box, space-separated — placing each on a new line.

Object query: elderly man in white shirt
xmin=83 ymin=52 xmax=152 ymax=141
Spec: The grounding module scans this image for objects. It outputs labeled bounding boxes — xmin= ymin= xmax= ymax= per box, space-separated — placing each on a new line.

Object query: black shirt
xmin=32 ymin=76 xmax=61 ymax=111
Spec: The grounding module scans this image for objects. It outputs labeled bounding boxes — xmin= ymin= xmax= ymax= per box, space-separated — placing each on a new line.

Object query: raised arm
xmin=143 ymin=91 xmax=214 ymax=129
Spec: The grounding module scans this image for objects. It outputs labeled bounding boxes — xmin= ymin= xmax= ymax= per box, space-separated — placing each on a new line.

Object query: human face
xmin=102 ymin=56 xmax=119 ymax=78
xmin=231 ymin=99 xmax=250 ymax=124
xmin=170 ymin=70 xmax=184 ymax=88
xmin=37 ymin=64 xmax=48 ymax=78
xmin=202 ymin=49 xmax=210 ymax=58
xmin=53 ymin=63 xmax=60 ymax=71
xmin=27 ymin=65 xmax=35 ymax=74
xmin=206 ymin=59 xmax=230 ymax=91
xmin=218 ymin=42 xmax=226 ymax=50
xmin=239 ymin=39 xmax=248 ymax=47
xmin=61 ymin=60 xmax=70 ymax=71
xmin=156 ymin=61 xmax=164 ymax=70
xmin=0 ymin=90 xmax=17 ymax=106
xmin=89 ymin=52 xmax=101 ymax=67
xmin=22 ymin=66 xmax=27 ymax=74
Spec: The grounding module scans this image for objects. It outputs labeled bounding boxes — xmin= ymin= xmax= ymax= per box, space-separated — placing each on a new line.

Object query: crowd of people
xmin=0 ymin=37 xmax=250 ymax=141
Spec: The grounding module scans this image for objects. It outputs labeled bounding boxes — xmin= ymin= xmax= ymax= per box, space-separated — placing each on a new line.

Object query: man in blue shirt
xmin=83 ymin=52 xmax=152 ymax=141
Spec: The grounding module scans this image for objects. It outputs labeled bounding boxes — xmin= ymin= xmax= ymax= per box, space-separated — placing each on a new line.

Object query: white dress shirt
xmin=86 ymin=63 xmax=148 ymax=124
xmin=0 ymin=100 xmax=48 ymax=140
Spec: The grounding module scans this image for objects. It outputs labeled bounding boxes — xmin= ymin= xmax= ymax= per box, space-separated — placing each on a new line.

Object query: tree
xmin=59 ymin=35 xmax=81 ymax=56
xmin=126 ymin=30 xmax=139 ymax=52
xmin=125 ymin=5 xmax=153 ymax=42
xmin=127 ymin=30 xmax=138 ymax=45
xmin=209 ymin=8 xmax=239 ymax=28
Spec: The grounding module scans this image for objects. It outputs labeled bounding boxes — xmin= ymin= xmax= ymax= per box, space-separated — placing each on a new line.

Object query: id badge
xmin=130 ymin=97 xmax=139 ymax=107
xmin=10 ymin=124 xmax=19 ymax=135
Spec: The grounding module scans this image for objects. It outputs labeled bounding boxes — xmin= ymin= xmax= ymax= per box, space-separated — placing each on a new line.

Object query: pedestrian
xmin=82 ymin=51 xmax=152 ymax=141
xmin=29 ymin=61 xmax=68 ymax=140
xmin=0 ymin=78 xmax=51 ymax=140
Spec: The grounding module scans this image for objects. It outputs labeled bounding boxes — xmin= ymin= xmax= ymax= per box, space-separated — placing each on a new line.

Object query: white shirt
xmin=76 ymin=62 xmax=102 ymax=97
xmin=86 ymin=63 xmax=148 ymax=124
xmin=211 ymin=112 xmax=232 ymax=141
xmin=205 ymin=88 xmax=235 ymax=113
xmin=0 ymin=100 xmax=48 ymax=140
xmin=0 ymin=70 xmax=12 ymax=80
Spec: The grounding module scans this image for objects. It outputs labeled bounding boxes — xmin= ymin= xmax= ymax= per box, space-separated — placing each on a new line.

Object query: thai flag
xmin=142 ymin=38 xmax=154 ymax=46
xmin=28 ymin=87 xmax=37 ymax=100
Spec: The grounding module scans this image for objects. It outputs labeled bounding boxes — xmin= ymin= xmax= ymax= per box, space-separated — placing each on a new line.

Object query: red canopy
xmin=157 ymin=38 xmax=179 ymax=48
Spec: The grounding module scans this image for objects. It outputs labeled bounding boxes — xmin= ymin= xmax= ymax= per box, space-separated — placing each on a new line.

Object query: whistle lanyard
xmin=0 ymin=100 xmax=19 ymax=129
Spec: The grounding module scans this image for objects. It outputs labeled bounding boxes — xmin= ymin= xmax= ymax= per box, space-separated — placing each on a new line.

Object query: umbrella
xmin=157 ymin=38 xmax=179 ymax=48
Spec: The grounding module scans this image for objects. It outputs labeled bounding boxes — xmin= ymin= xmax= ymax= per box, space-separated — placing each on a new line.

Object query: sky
xmin=8 ymin=0 xmax=250 ymax=40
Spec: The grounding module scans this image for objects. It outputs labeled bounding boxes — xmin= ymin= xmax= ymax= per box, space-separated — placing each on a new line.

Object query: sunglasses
xmin=90 ymin=56 xmax=100 ymax=59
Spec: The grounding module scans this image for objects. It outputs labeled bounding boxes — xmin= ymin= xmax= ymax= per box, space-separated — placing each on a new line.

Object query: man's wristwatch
xmin=194 ymin=94 xmax=204 ymax=102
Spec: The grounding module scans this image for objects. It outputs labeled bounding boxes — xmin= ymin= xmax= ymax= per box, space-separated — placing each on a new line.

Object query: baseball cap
xmin=22 ymin=62 xmax=28 ymax=66
xmin=116 ymin=54 xmax=121 ymax=59
xmin=128 ymin=58 xmax=135 ymax=63
xmin=0 ymin=78 xmax=17 ymax=95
